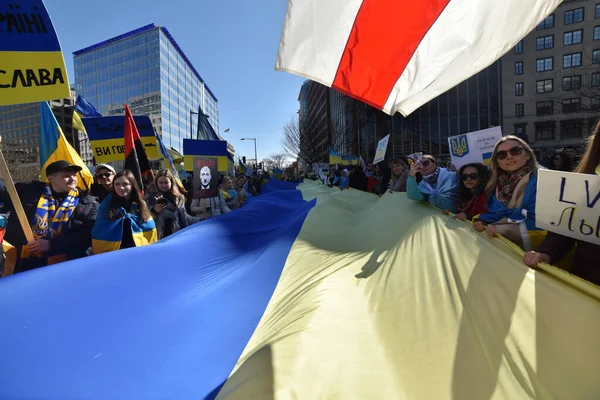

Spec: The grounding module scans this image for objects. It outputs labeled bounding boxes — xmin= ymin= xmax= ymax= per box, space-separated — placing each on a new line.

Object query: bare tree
xmin=281 ymin=114 xmax=323 ymax=167
xmin=262 ymin=153 xmax=287 ymax=170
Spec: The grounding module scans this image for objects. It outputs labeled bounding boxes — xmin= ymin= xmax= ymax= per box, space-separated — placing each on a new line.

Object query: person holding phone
xmin=406 ymin=154 xmax=459 ymax=212
xmin=145 ymin=169 xmax=200 ymax=240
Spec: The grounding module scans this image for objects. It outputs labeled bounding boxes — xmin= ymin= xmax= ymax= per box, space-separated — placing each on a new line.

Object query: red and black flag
xmin=124 ymin=105 xmax=150 ymax=189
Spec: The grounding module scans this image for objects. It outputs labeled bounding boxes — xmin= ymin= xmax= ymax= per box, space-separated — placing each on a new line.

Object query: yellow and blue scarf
xmin=91 ymin=195 xmax=157 ymax=255
xmin=22 ymin=186 xmax=79 ymax=264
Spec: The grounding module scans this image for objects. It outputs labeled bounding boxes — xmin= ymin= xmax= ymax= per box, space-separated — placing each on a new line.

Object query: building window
xmin=594 ymin=49 xmax=600 ymax=64
xmin=562 ymin=75 xmax=582 ymax=90
xmin=515 ymin=62 xmax=523 ymax=75
xmin=592 ymin=72 xmax=600 ymax=87
xmin=537 ymin=101 xmax=554 ymax=116
xmin=514 ymin=123 xmax=527 ymax=135
xmin=597 ymin=4 xmax=600 ymax=18
xmin=563 ymin=53 xmax=582 ymax=68
xmin=536 ymin=57 xmax=553 ymax=72
xmin=561 ymin=121 xmax=584 ymax=139
xmin=515 ymin=103 xmax=524 ymax=117
xmin=565 ymin=8 xmax=584 ymax=25
xmin=536 ymin=123 xmax=556 ymax=140
xmin=536 ymin=35 xmax=554 ymax=50
xmin=595 ymin=26 xmax=600 ymax=40
xmin=592 ymin=96 xmax=600 ymax=110
xmin=514 ymin=40 xmax=523 ymax=54
xmin=564 ymin=30 xmax=583 ymax=46
xmin=536 ymin=79 xmax=554 ymax=93
xmin=515 ymin=82 xmax=524 ymax=96
xmin=562 ymin=98 xmax=581 ymax=113
xmin=537 ymin=15 xmax=555 ymax=30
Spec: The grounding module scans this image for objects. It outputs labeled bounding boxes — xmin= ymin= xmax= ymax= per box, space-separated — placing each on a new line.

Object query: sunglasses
xmin=96 ymin=173 xmax=113 ymax=179
xmin=421 ymin=160 xmax=433 ymax=167
xmin=461 ymin=173 xmax=479 ymax=181
xmin=496 ymin=146 xmax=524 ymax=160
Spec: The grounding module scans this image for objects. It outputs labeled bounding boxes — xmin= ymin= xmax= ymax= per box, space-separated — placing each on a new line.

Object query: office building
xmin=298 ymin=80 xmax=331 ymax=163
xmin=73 ymin=23 xmax=220 ymax=154
xmin=501 ymin=0 xmax=600 ymax=154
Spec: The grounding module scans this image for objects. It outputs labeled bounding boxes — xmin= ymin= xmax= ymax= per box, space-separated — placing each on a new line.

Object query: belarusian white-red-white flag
xmin=276 ymin=0 xmax=561 ymax=116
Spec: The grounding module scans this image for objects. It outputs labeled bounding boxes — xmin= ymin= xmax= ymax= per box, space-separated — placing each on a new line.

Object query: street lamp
xmin=241 ymin=138 xmax=257 ymax=168
xmin=189 ymin=110 xmax=210 ymax=140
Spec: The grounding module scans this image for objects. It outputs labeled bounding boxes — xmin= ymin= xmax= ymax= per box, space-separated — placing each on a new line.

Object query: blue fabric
xmin=406 ymin=169 xmax=459 ymax=212
xmin=477 ymin=173 xmax=540 ymax=231
xmin=0 ymin=186 xmax=315 ymax=399
xmin=74 ymin=95 xmax=102 ymax=117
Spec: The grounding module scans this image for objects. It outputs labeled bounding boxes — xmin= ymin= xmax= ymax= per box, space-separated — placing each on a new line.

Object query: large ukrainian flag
xmin=39 ymin=102 xmax=93 ymax=188
xmin=0 ymin=181 xmax=599 ymax=399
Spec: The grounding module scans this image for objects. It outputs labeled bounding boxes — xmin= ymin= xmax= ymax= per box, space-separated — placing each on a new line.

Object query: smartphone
xmin=157 ymin=197 xmax=168 ymax=205
xmin=415 ymin=152 xmax=423 ymax=165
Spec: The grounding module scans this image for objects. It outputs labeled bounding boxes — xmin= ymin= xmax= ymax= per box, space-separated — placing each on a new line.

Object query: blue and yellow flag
xmin=155 ymin=131 xmax=184 ymax=190
xmin=72 ymin=95 xmax=102 ymax=134
xmin=239 ymin=159 xmax=250 ymax=176
xmin=39 ymin=102 xmax=93 ymax=188
xmin=329 ymin=147 xmax=342 ymax=164
xmin=91 ymin=195 xmax=157 ymax=254
xmin=274 ymin=167 xmax=283 ymax=178
xmin=0 ymin=181 xmax=599 ymax=398
xmin=0 ymin=1 xmax=70 ymax=106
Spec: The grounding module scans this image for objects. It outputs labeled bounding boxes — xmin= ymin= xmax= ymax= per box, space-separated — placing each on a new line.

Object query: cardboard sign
xmin=536 ymin=169 xmax=600 ymax=245
xmin=83 ymin=116 xmax=159 ymax=162
xmin=373 ymin=134 xmax=390 ymax=164
xmin=0 ymin=0 xmax=70 ymax=106
xmin=193 ymin=157 xmax=219 ymax=199
xmin=448 ymin=127 xmax=502 ymax=169
xmin=183 ymin=139 xmax=230 ymax=172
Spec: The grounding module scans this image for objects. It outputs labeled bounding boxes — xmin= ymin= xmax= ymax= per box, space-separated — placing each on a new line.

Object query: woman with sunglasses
xmin=407 ymin=155 xmax=459 ymax=212
xmin=550 ymin=152 xmax=573 ymax=172
xmin=91 ymin=170 xmax=157 ymax=254
xmin=524 ymin=123 xmax=600 ymax=285
xmin=446 ymin=163 xmax=490 ymax=221
xmin=473 ymin=136 xmax=543 ymax=251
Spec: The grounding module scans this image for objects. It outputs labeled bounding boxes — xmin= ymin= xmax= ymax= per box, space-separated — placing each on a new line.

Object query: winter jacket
xmin=145 ymin=185 xmax=201 ymax=240
xmin=0 ymin=181 xmax=98 ymax=272
xmin=190 ymin=193 xmax=231 ymax=220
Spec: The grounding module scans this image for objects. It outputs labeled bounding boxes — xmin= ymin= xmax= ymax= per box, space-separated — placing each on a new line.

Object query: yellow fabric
xmin=2 ymin=241 xmax=16 ymax=277
xmin=217 ymin=182 xmax=600 ymax=400
xmin=72 ymin=111 xmax=86 ymax=134
xmin=40 ymin=127 xmax=93 ymax=189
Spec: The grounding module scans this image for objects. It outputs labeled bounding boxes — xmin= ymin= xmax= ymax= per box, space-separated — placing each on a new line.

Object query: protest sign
xmin=183 ymin=139 xmax=229 ymax=172
xmin=193 ymin=157 xmax=219 ymax=199
xmin=83 ymin=116 xmax=158 ymax=162
xmin=536 ymin=169 xmax=600 ymax=245
xmin=448 ymin=127 xmax=502 ymax=169
xmin=0 ymin=0 xmax=70 ymax=105
xmin=373 ymin=134 xmax=390 ymax=164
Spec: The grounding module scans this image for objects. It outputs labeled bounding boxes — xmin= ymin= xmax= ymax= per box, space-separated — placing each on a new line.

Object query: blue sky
xmin=45 ymin=0 xmax=304 ymax=162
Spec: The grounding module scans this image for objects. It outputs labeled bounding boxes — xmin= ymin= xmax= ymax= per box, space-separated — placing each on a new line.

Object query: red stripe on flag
xmin=332 ymin=0 xmax=450 ymax=110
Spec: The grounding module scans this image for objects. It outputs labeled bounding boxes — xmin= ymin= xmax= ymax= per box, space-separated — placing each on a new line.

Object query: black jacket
xmin=0 ymin=182 xmax=99 ymax=273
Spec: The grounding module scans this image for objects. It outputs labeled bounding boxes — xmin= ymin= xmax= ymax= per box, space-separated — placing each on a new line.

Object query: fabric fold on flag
xmin=276 ymin=0 xmax=563 ymax=116
xmin=124 ymin=105 xmax=150 ymax=189
xmin=39 ymin=102 xmax=93 ymax=189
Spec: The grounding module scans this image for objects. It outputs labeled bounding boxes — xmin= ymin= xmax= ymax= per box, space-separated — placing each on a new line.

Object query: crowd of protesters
xmin=0 ymin=162 xmax=270 ymax=275
xmin=317 ymin=122 xmax=600 ymax=286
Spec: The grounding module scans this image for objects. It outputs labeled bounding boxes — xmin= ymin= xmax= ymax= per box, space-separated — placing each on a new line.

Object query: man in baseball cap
xmin=91 ymin=164 xmax=116 ymax=203
xmin=0 ymin=160 xmax=98 ymax=272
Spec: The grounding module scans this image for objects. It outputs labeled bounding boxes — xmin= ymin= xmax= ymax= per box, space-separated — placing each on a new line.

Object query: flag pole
xmin=0 ymin=138 xmax=35 ymax=244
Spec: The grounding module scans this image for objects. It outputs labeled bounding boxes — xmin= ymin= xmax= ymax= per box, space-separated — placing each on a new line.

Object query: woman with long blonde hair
xmin=145 ymin=169 xmax=200 ymax=239
xmin=524 ymin=123 xmax=600 ymax=285
xmin=472 ymin=135 xmax=543 ymax=251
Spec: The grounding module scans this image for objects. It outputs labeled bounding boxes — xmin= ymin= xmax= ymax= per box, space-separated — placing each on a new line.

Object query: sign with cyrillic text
xmin=448 ymin=126 xmax=502 ymax=169
xmin=536 ymin=169 xmax=600 ymax=245
xmin=83 ymin=116 xmax=159 ymax=162
xmin=373 ymin=134 xmax=390 ymax=164
xmin=0 ymin=0 xmax=70 ymax=105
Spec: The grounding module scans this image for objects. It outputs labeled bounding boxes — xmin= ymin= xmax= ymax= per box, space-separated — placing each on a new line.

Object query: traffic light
xmin=242 ymin=156 xmax=246 ymax=164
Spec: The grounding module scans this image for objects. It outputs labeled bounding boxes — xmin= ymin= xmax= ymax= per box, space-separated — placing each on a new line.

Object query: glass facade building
xmin=73 ymin=24 xmax=219 ymax=153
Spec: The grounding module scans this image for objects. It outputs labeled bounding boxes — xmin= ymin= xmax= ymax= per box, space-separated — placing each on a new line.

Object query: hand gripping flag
xmin=124 ymin=105 xmax=150 ymax=189
xmin=276 ymin=0 xmax=562 ymax=116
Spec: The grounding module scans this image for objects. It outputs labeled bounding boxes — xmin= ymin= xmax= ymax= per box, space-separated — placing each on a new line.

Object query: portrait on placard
xmin=193 ymin=157 xmax=218 ymax=198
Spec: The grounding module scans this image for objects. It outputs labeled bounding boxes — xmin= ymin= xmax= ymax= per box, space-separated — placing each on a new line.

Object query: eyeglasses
xmin=421 ymin=160 xmax=433 ymax=167
xmin=496 ymin=146 xmax=524 ymax=160
xmin=96 ymin=173 xmax=113 ymax=179
xmin=461 ymin=173 xmax=479 ymax=181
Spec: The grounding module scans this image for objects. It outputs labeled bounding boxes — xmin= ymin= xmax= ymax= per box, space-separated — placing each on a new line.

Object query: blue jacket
xmin=406 ymin=168 xmax=459 ymax=212
xmin=477 ymin=173 xmax=540 ymax=231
